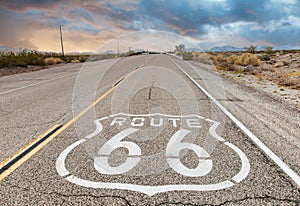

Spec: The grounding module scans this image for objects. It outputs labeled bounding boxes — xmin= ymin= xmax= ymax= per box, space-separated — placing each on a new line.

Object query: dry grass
xmin=70 ymin=59 xmax=80 ymax=63
xmin=201 ymin=51 xmax=300 ymax=90
xmin=233 ymin=53 xmax=261 ymax=66
xmin=278 ymin=77 xmax=300 ymax=89
xmin=193 ymin=53 xmax=213 ymax=64
xmin=287 ymin=71 xmax=300 ymax=77
xmin=44 ymin=57 xmax=64 ymax=65
xmin=182 ymin=52 xmax=193 ymax=60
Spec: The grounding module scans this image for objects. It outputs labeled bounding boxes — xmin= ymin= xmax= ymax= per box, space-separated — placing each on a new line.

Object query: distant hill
xmin=0 ymin=46 xmax=41 ymax=54
xmin=185 ymin=48 xmax=205 ymax=52
xmin=273 ymin=44 xmax=300 ymax=51
xmin=209 ymin=45 xmax=244 ymax=52
xmin=0 ymin=46 xmax=18 ymax=53
xmin=256 ymin=46 xmax=267 ymax=51
xmin=209 ymin=44 xmax=300 ymax=52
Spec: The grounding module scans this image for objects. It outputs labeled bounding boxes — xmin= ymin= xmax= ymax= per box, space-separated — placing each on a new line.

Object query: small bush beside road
xmin=44 ymin=57 xmax=64 ymax=65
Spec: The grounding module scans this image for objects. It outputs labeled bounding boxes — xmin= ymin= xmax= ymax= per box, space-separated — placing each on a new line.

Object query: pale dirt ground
xmin=219 ymin=71 xmax=300 ymax=108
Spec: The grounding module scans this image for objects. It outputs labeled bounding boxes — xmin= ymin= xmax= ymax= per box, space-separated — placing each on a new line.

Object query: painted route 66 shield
xmin=56 ymin=113 xmax=250 ymax=196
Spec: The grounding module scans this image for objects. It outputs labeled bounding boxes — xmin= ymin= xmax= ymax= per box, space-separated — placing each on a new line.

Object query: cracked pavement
xmin=0 ymin=55 xmax=299 ymax=205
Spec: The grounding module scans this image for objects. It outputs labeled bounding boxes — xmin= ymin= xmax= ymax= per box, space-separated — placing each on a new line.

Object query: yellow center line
xmin=0 ymin=124 xmax=60 ymax=169
xmin=0 ymin=62 xmax=143 ymax=181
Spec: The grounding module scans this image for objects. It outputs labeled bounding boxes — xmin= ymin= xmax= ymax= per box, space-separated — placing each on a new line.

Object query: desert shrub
xmin=182 ymin=52 xmax=193 ymax=60
xmin=79 ymin=56 xmax=88 ymax=62
xmin=193 ymin=52 xmax=199 ymax=58
xmin=265 ymin=46 xmax=273 ymax=54
xmin=215 ymin=62 xmax=235 ymax=71
xmin=227 ymin=55 xmax=239 ymax=64
xmin=282 ymin=61 xmax=289 ymax=66
xmin=71 ymin=59 xmax=80 ymax=63
xmin=216 ymin=54 xmax=225 ymax=62
xmin=278 ymin=77 xmax=300 ymax=89
xmin=0 ymin=51 xmax=46 ymax=68
xmin=234 ymin=53 xmax=261 ymax=66
xmin=246 ymin=45 xmax=256 ymax=54
xmin=259 ymin=54 xmax=271 ymax=61
xmin=211 ymin=54 xmax=236 ymax=71
xmin=44 ymin=57 xmax=64 ymax=65
xmin=210 ymin=54 xmax=225 ymax=65
xmin=0 ymin=56 xmax=10 ymax=68
xmin=195 ymin=53 xmax=213 ymax=64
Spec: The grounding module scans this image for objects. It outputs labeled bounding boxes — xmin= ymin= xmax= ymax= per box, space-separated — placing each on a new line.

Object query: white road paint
xmin=110 ymin=116 xmax=204 ymax=128
xmin=0 ymin=72 xmax=77 ymax=95
xmin=226 ymin=142 xmax=251 ymax=183
xmin=94 ymin=128 xmax=141 ymax=175
xmin=168 ymin=55 xmax=300 ymax=187
xmin=166 ymin=129 xmax=213 ymax=177
xmin=0 ymin=59 xmax=116 ymax=96
xmin=56 ymin=139 xmax=86 ymax=177
xmin=56 ymin=113 xmax=250 ymax=196
xmin=66 ymin=174 xmax=235 ymax=196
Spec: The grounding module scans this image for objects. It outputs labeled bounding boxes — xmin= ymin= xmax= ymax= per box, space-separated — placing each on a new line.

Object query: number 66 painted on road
xmin=94 ymin=128 xmax=212 ymax=177
xmin=56 ymin=113 xmax=250 ymax=196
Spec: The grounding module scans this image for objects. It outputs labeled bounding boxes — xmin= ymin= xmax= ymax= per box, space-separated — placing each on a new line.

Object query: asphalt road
xmin=0 ymin=54 xmax=299 ymax=205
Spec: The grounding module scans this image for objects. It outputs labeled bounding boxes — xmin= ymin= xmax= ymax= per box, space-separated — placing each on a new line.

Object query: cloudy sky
xmin=0 ymin=0 xmax=299 ymax=53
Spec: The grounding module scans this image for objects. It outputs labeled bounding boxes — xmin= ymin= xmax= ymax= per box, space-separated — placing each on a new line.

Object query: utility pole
xmin=59 ymin=25 xmax=64 ymax=56
xmin=117 ymin=40 xmax=119 ymax=56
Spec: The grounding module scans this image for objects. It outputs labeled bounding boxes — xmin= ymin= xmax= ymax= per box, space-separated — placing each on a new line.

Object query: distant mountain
xmin=256 ymin=46 xmax=267 ymax=51
xmin=209 ymin=45 xmax=244 ymax=52
xmin=0 ymin=46 xmax=38 ymax=53
xmin=0 ymin=46 xmax=59 ymax=55
xmin=209 ymin=44 xmax=300 ymax=52
xmin=67 ymin=52 xmax=93 ymax=55
xmin=273 ymin=44 xmax=300 ymax=51
xmin=185 ymin=48 xmax=205 ymax=52
xmin=0 ymin=46 xmax=18 ymax=53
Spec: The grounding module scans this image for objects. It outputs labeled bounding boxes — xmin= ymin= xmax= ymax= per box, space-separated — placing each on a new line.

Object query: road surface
xmin=0 ymin=55 xmax=299 ymax=205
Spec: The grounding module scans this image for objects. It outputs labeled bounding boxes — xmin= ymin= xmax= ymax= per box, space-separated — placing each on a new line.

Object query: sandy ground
xmin=219 ymin=70 xmax=300 ymax=109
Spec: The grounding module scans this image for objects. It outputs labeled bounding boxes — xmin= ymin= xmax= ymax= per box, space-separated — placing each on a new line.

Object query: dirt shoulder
xmin=0 ymin=62 xmax=83 ymax=78
xmin=219 ymin=69 xmax=300 ymax=109
xmin=194 ymin=52 xmax=300 ymax=109
xmin=0 ymin=65 xmax=53 ymax=77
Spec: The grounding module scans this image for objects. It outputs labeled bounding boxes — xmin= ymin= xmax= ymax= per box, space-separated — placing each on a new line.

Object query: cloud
xmin=0 ymin=0 xmax=299 ymax=52
xmin=69 ymin=7 xmax=94 ymax=23
xmin=0 ymin=0 xmax=61 ymax=12
xmin=0 ymin=8 xmax=38 ymax=49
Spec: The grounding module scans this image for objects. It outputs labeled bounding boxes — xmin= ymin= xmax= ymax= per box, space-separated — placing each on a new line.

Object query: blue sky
xmin=0 ymin=0 xmax=299 ymax=52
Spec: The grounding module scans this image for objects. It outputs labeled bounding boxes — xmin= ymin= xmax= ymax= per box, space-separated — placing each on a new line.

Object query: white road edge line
xmin=168 ymin=55 xmax=300 ymax=187
xmin=0 ymin=73 xmax=77 ymax=95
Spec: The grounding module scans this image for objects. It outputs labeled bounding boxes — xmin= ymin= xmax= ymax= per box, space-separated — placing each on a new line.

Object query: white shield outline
xmin=56 ymin=113 xmax=250 ymax=196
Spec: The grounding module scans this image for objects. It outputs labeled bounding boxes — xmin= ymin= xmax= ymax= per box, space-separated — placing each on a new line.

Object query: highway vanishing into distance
xmin=0 ymin=54 xmax=299 ymax=205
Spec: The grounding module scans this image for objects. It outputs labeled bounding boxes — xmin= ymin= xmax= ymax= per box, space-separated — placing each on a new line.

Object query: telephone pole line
xmin=117 ymin=40 xmax=119 ymax=56
xmin=59 ymin=25 xmax=64 ymax=56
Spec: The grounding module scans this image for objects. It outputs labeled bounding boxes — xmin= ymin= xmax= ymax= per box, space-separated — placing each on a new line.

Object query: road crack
xmin=148 ymin=76 xmax=155 ymax=100
xmin=156 ymin=195 xmax=300 ymax=206
xmin=5 ymin=184 xmax=133 ymax=206
xmin=216 ymin=195 xmax=300 ymax=205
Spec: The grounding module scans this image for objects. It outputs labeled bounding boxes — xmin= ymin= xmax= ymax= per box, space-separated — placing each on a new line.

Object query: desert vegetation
xmin=0 ymin=51 xmax=89 ymax=68
xmin=191 ymin=49 xmax=300 ymax=90
xmin=0 ymin=51 xmax=122 ymax=77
